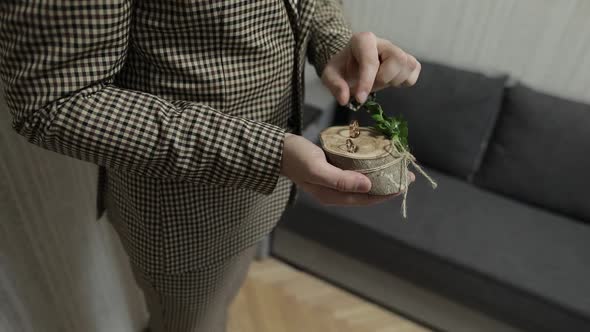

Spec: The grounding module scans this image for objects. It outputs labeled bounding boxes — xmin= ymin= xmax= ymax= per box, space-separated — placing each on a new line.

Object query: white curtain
xmin=0 ymin=89 xmax=147 ymax=332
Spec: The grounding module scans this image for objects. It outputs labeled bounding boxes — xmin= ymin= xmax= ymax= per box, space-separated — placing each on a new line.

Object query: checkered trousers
xmin=0 ymin=0 xmax=352 ymax=274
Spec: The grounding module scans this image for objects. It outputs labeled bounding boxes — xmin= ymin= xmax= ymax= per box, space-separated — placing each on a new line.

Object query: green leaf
xmin=363 ymin=102 xmax=381 ymax=114
xmin=371 ymin=113 xmax=384 ymax=122
xmin=349 ymin=94 xmax=411 ymax=150
xmin=399 ymin=121 xmax=408 ymax=137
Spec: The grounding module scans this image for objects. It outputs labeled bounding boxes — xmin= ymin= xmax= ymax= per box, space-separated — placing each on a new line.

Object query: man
xmin=0 ymin=1 xmax=420 ymax=331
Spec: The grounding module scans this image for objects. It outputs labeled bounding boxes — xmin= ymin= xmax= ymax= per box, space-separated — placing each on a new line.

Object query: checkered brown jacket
xmin=0 ymin=0 xmax=351 ymax=273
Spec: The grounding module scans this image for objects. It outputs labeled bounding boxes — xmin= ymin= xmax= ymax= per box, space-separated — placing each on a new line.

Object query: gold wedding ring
xmin=349 ymin=120 xmax=360 ymax=138
xmin=346 ymin=138 xmax=357 ymax=153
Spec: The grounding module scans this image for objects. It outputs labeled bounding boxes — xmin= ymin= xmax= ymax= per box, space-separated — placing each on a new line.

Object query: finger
xmin=303 ymin=183 xmax=399 ymax=206
xmin=401 ymin=58 xmax=421 ymax=87
xmin=350 ymin=32 xmax=379 ymax=103
xmin=373 ymin=56 xmax=403 ymax=91
xmin=406 ymin=53 xmax=419 ymax=71
xmin=372 ymin=40 xmax=404 ymax=91
xmin=309 ymin=162 xmax=372 ymax=193
xmin=391 ymin=53 xmax=411 ymax=87
xmin=321 ymin=63 xmax=350 ymax=105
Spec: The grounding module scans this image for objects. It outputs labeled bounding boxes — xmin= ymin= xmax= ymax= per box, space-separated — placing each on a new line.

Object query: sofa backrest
xmin=474 ymin=84 xmax=590 ymax=223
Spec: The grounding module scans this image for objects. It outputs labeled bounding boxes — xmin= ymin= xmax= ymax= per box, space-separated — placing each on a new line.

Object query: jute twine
xmin=355 ymin=142 xmax=437 ymax=219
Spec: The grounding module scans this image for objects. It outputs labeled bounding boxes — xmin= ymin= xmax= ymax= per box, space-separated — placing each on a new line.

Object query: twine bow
xmin=354 ymin=141 xmax=437 ymax=219
xmin=396 ymin=144 xmax=437 ymax=219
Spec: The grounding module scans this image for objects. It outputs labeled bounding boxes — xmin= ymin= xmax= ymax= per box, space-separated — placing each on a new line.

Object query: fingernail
xmin=356 ymin=91 xmax=368 ymax=103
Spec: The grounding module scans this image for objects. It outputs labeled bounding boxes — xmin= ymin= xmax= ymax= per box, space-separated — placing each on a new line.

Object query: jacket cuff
xmin=239 ymin=120 xmax=286 ymax=195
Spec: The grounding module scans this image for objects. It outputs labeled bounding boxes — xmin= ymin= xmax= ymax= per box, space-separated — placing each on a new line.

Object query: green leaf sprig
xmin=348 ymin=93 xmax=409 ymax=151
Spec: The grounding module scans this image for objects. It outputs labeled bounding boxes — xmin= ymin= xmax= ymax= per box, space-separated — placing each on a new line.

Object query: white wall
xmin=343 ymin=0 xmax=590 ymax=103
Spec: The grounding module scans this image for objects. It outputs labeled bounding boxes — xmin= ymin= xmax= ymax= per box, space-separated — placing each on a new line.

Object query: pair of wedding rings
xmin=346 ymin=120 xmax=360 ymax=153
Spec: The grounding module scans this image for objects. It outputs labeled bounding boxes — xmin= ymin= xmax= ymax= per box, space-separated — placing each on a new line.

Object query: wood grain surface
xmin=229 ymin=259 xmax=430 ymax=332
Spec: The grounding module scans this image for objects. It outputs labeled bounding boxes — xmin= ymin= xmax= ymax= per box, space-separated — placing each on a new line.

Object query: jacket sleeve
xmin=0 ymin=1 xmax=285 ymax=194
xmin=307 ymin=0 xmax=353 ymax=77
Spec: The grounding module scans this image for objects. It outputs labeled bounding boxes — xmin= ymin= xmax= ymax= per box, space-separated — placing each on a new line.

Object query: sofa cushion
xmin=279 ymin=168 xmax=590 ymax=330
xmin=352 ymin=61 xmax=506 ymax=180
xmin=475 ymin=84 xmax=590 ymax=223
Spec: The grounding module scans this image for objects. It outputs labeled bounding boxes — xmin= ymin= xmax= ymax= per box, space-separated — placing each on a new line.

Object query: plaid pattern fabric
xmin=107 ymin=187 xmax=258 ymax=332
xmin=131 ymin=242 xmax=258 ymax=332
xmin=0 ymin=0 xmax=352 ymax=274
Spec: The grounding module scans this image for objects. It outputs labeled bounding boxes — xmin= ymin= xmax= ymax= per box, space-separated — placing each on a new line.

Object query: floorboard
xmin=229 ymin=259 xmax=430 ymax=332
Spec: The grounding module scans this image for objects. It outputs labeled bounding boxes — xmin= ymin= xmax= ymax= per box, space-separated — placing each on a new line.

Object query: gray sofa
xmin=272 ymin=62 xmax=590 ymax=332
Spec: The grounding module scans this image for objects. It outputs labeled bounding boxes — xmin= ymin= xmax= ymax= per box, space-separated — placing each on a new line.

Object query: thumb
xmin=311 ymin=163 xmax=372 ymax=193
xmin=321 ymin=63 xmax=350 ymax=106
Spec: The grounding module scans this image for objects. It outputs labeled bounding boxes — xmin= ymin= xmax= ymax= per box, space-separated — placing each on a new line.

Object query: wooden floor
xmin=228 ymin=259 xmax=430 ymax=332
